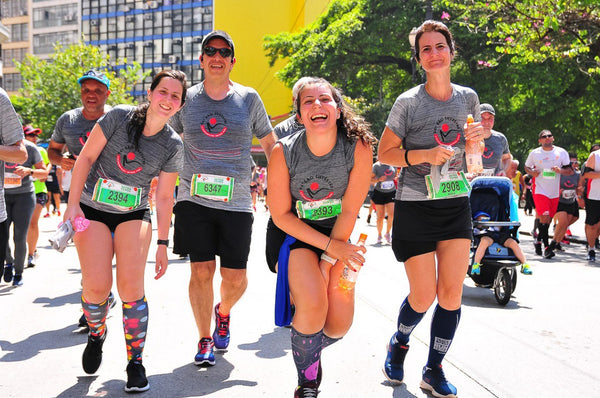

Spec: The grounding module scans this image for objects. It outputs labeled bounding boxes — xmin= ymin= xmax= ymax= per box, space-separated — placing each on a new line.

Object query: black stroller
xmin=468 ymin=177 xmax=521 ymax=305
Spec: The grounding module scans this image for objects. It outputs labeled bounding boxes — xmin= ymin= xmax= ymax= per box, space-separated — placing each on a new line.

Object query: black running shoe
xmin=78 ymin=313 xmax=88 ymax=328
xmin=534 ymin=242 xmax=542 ymax=256
xmin=294 ymin=380 xmax=319 ymax=398
xmin=108 ymin=291 xmax=117 ymax=309
xmin=82 ymin=331 xmax=106 ymax=374
xmin=588 ymin=250 xmax=596 ymax=262
xmin=543 ymin=246 xmax=555 ymax=259
xmin=3 ymin=264 xmax=13 ymax=283
xmin=124 ymin=360 xmax=149 ymax=393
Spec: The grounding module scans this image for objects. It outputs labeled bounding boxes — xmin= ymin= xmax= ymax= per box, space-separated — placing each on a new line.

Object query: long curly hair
xmin=294 ymin=77 xmax=377 ymax=149
xmin=128 ymin=69 xmax=187 ymax=149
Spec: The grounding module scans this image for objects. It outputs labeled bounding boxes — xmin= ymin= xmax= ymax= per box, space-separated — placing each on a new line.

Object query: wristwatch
xmin=157 ymin=239 xmax=169 ymax=246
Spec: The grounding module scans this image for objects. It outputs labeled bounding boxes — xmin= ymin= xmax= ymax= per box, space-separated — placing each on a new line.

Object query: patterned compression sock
xmin=291 ymin=328 xmax=322 ymax=385
xmin=122 ymin=296 xmax=149 ymax=363
xmin=81 ymin=295 xmax=109 ymax=338
xmin=427 ymin=304 xmax=461 ymax=367
xmin=395 ymin=297 xmax=426 ymax=345
xmin=321 ymin=333 xmax=341 ymax=349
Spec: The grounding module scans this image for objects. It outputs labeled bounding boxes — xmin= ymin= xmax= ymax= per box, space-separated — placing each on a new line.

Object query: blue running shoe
xmin=212 ymin=303 xmax=230 ymax=349
xmin=3 ymin=264 xmax=13 ymax=283
xmin=194 ymin=338 xmax=215 ymax=366
xmin=382 ymin=337 xmax=409 ymax=385
xmin=470 ymin=263 xmax=481 ymax=276
xmin=420 ymin=364 xmax=457 ymax=398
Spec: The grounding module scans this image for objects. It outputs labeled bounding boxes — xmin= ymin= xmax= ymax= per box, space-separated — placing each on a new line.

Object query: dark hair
xmin=591 ymin=143 xmax=600 ymax=152
xmin=414 ymin=20 xmax=455 ymax=62
xmin=294 ymin=77 xmax=377 ymax=148
xmin=128 ymin=69 xmax=187 ymax=149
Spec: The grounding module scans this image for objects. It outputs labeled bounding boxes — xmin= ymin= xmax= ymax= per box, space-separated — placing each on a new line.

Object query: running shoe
xmin=588 ymin=250 xmax=596 ymax=262
xmin=12 ymin=274 xmax=23 ymax=286
xmin=82 ymin=330 xmax=107 ymax=374
xmin=294 ymin=380 xmax=319 ymax=398
xmin=108 ymin=291 xmax=117 ymax=309
xmin=520 ymin=263 xmax=532 ymax=275
xmin=470 ymin=263 xmax=481 ymax=276
xmin=556 ymin=242 xmax=566 ymax=251
xmin=27 ymin=254 xmax=36 ymax=268
xmin=366 ymin=214 xmax=371 ymax=224
xmin=383 ymin=337 xmax=409 ymax=384
xmin=78 ymin=313 xmax=88 ymax=328
xmin=377 ymin=236 xmax=383 ymax=245
xmin=212 ymin=303 xmax=230 ymax=349
xmin=124 ymin=360 xmax=150 ymax=393
xmin=543 ymin=246 xmax=555 ymax=259
xmin=194 ymin=337 xmax=215 ymax=366
xmin=534 ymin=242 xmax=542 ymax=256
xmin=43 ymin=213 xmax=50 ymax=218
xmin=385 ymin=233 xmax=392 ymax=244
xmin=420 ymin=364 xmax=457 ymax=398
xmin=3 ymin=264 xmax=13 ymax=283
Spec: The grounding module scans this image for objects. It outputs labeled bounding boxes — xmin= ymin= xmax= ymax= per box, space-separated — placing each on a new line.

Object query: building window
xmin=2 ymin=48 xmax=28 ymax=68
xmin=3 ymin=73 xmax=23 ymax=91
xmin=1 ymin=0 xmax=28 ymax=18
xmin=9 ymin=23 xmax=28 ymax=42
xmin=32 ymin=3 xmax=78 ymax=29
xmin=33 ymin=31 xmax=79 ymax=54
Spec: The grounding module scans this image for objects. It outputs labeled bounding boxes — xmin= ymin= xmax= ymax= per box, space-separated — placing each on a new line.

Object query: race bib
xmin=296 ymin=198 xmax=342 ymax=220
xmin=562 ymin=189 xmax=576 ymax=200
xmin=191 ymin=173 xmax=234 ymax=202
xmin=92 ymin=178 xmax=142 ymax=210
xmin=542 ymin=169 xmax=556 ymax=179
xmin=4 ymin=172 xmax=22 ymax=188
xmin=425 ymin=171 xmax=470 ymax=200
xmin=380 ymin=180 xmax=395 ymax=190
xmin=481 ymin=168 xmax=495 ymax=176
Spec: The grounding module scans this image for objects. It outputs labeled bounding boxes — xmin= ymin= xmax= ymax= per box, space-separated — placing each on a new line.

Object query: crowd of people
xmin=1 ymin=22 xmax=600 ymax=398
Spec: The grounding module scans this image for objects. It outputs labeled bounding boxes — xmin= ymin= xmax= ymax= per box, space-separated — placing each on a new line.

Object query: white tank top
xmin=588 ymin=151 xmax=600 ymax=200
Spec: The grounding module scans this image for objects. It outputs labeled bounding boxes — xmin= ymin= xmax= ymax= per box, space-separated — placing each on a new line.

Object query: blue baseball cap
xmin=78 ymin=69 xmax=110 ymax=90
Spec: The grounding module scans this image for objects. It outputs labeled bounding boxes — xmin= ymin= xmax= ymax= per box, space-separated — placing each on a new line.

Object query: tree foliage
xmin=12 ymin=42 xmax=148 ymax=139
xmin=264 ymin=0 xmax=600 ymax=161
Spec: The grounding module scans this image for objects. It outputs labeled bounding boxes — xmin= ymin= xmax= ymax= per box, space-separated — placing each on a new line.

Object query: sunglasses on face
xmin=203 ymin=46 xmax=233 ymax=58
xmin=540 ymin=134 xmax=553 ymax=139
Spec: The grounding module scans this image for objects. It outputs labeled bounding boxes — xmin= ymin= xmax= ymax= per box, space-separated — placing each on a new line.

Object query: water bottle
xmin=464 ymin=114 xmax=484 ymax=174
xmin=338 ymin=233 xmax=368 ymax=291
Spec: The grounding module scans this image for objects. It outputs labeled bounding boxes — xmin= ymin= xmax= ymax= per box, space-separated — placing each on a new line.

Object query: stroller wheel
xmin=494 ymin=268 xmax=512 ymax=306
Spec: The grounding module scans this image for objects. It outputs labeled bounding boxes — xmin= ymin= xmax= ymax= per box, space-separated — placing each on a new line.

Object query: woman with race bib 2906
xmin=63 ymin=70 xmax=186 ymax=393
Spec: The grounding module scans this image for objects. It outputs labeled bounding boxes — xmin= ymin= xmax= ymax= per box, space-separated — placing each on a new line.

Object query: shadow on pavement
xmin=379 ymin=381 xmax=418 ymax=398
xmin=34 ymin=290 xmax=82 ymax=308
xmin=461 ymin=284 xmax=530 ymax=310
xmin=237 ymin=327 xmax=289 ymax=359
xmin=63 ymin=360 xmax=259 ymax=398
xmin=0 ymin=325 xmax=84 ymax=362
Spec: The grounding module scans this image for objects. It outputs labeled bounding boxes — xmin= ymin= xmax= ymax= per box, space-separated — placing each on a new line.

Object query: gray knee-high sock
xmin=321 ymin=333 xmax=341 ymax=349
xmin=291 ymin=328 xmax=322 ymax=384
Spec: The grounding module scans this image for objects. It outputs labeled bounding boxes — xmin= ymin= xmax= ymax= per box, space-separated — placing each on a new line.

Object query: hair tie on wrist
xmin=404 ymin=149 xmax=412 ymax=167
xmin=325 ymin=238 xmax=331 ymax=252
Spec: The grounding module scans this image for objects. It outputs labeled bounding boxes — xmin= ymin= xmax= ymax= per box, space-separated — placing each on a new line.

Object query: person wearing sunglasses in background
xmin=524 ymin=130 xmax=570 ymax=259
xmin=169 ymin=30 xmax=277 ymax=367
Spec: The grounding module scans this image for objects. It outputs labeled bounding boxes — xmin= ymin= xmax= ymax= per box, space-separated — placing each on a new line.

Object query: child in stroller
xmin=471 ymin=211 xmax=532 ymax=275
xmin=469 ymin=177 xmax=531 ymax=305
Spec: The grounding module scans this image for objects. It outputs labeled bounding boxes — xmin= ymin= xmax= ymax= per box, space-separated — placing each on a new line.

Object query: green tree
xmin=264 ymin=0 xmax=600 ymax=161
xmin=12 ymin=41 xmax=148 ymax=139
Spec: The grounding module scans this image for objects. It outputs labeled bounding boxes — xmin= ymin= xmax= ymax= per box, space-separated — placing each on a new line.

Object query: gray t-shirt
xmin=372 ymin=162 xmax=397 ymax=193
xmin=5 ymin=139 xmax=42 ymax=195
xmin=0 ymin=88 xmax=25 ymax=222
xmin=386 ymin=84 xmax=480 ymax=201
xmin=559 ymin=172 xmax=580 ymax=204
xmin=482 ymin=130 xmax=509 ymax=175
xmin=281 ymin=130 xmax=356 ymax=228
xmin=51 ymin=105 xmax=112 ymax=156
xmin=170 ymin=82 xmax=273 ymax=213
xmin=274 ymin=114 xmax=304 ymax=139
xmin=80 ymin=105 xmax=183 ymax=213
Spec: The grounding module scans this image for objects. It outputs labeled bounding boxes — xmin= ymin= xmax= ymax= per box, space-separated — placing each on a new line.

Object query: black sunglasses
xmin=203 ymin=46 xmax=233 ymax=58
xmin=540 ymin=134 xmax=553 ymax=139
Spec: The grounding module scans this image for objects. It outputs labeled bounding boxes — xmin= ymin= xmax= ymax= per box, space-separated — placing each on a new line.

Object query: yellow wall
xmin=215 ymin=0 xmax=330 ymax=123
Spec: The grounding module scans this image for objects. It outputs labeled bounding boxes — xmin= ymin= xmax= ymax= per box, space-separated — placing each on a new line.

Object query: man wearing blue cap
xmin=47 ymin=70 xmax=115 ymax=326
xmin=48 ymin=69 xmax=111 ymax=170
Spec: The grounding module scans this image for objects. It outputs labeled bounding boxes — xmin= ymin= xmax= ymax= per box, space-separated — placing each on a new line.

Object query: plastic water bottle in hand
xmin=338 ymin=233 xmax=368 ymax=291
xmin=49 ymin=216 xmax=90 ymax=252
